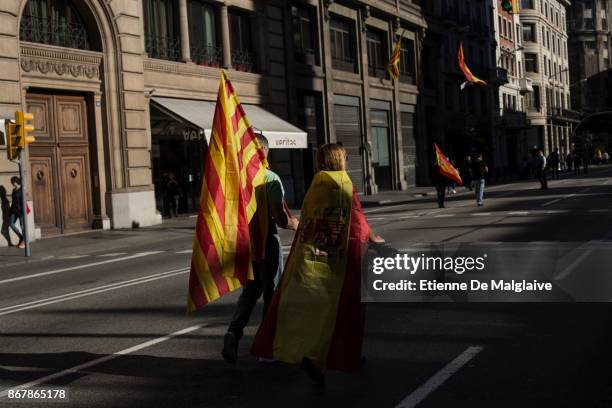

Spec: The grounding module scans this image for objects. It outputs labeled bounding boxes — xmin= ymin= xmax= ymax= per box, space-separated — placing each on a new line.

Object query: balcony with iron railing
xmin=332 ymin=55 xmax=357 ymax=73
xmin=145 ymin=36 xmax=181 ymax=61
xmin=231 ymin=49 xmax=256 ymax=72
xmin=20 ymin=14 xmax=90 ymax=50
xmin=191 ymin=45 xmax=222 ymax=67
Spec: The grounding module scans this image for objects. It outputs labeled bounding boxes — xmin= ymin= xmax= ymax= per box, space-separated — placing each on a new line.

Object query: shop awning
xmin=151 ymin=97 xmax=307 ymax=149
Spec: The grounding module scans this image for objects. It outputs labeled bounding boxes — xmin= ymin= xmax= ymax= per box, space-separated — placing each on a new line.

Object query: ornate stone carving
xmin=20 ymin=43 xmax=101 ymax=80
xmin=360 ymin=5 xmax=371 ymax=32
xmin=323 ymin=0 xmax=334 ymax=20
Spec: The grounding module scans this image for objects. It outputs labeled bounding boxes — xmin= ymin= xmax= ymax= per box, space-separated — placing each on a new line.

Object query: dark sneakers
xmin=222 ymin=332 xmax=238 ymax=364
xmin=300 ymin=357 xmax=325 ymax=386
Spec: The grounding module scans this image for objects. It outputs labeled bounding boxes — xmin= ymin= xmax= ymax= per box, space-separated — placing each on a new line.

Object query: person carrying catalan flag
xmin=221 ymin=133 xmax=299 ymax=364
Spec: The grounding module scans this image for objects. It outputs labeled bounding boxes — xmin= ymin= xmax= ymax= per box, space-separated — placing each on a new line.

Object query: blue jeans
xmin=475 ymin=179 xmax=485 ymax=204
xmin=9 ymin=213 xmax=23 ymax=242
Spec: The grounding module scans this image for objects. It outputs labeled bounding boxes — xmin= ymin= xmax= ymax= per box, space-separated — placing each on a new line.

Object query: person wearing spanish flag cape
xmin=251 ymin=143 xmax=384 ymax=385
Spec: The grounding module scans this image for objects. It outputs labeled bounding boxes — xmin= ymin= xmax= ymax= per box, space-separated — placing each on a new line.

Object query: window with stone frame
xmin=292 ymin=4 xmax=318 ymax=66
xmin=330 ymin=16 xmax=357 ymax=73
xmin=20 ymin=0 xmax=97 ymax=51
xmin=229 ymin=9 xmax=256 ymax=72
xmin=188 ymin=0 xmax=220 ymax=66
xmin=143 ymin=0 xmax=181 ymax=61
xmin=366 ymin=28 xmax=388 ymax=78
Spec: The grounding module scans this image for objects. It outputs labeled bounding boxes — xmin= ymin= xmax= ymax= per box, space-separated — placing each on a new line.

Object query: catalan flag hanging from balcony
xmin=388 ymin=35 xmax=402 ymax=80
xmin=187 ymin=70 xmax=268 ymax=312
xmin=458 ymin=42 xmax=487 ymax=90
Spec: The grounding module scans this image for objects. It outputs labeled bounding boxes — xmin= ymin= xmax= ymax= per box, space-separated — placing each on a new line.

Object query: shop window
xmin=292 ymin=4 xmax=318 ymax=65
xmin=20 ymin=0 xmax=98 ymax=51
xmin=144 ymin=0 xmax=181 ymax=61
xmin=229 ymin=9 xmax=256 ymax=72
xmin=188 ymin=0 xmax=220 ymax=66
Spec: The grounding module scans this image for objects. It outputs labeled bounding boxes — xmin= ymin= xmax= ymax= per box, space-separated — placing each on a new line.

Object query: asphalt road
xmin=1 ymin=167 xmax=611 ymax=408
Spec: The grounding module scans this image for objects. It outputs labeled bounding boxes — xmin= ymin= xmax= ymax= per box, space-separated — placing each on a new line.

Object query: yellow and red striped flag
xmin=458 ymin=42 xmax=487 ymax=90
xmin=387 ymin=35 xmax=402 ymax=80
xmin=434 ymin=143 xmax=463 ymax=186
xmin=187 ymin=71 xmax=268 ymax=312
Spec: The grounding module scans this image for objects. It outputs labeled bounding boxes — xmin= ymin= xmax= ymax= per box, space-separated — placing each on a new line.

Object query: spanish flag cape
xmin=252 ymin=170 xmax=370 ymax=372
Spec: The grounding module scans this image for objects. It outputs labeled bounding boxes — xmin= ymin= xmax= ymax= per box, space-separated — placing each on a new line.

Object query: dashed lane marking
xmin=57 ymin=255 xmax=89 ymax=260
xmin=541 ymin=198 xmax=561 ymax=207
xmin=508 ymin=211 xmax=529 ymax=216
xmin=175 ymin=249 xmax=193 ymax=254
xmin=471 ymin=213 xmax=492 ymax=216
xmin=395 ymin=346 xmax=484 ymax=408
xmin=0 ymin=251 xmax=165 ymax=286
xmin=97 ymin=253 xmax=127 ymax=257
xmin=588 ymin=209 xmax=610 ymax=213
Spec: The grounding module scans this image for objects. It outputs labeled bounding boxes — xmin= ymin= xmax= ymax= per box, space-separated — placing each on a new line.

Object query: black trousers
xmin=227 ymin=234 xmax=282 ymax=340
xmin=537 ymin=171 xmax=548 ymax=189
xmin=436 ymin=184 xmax=446 ymax=207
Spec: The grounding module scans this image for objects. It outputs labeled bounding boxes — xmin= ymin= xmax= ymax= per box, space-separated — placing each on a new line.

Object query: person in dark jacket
xmin=461 ymin=155 xmax=473 ymax=191
xmin=535 ymin=150 xmax=548 ymax=190
xmin=431 ymin=163 xmax=448 ymax=208
xmin=471 ymin=154 xmax=488 ymax=206
xmin=0 ymin=185 xmax=12 ymax=246
xmin=547 ymin=149 xmax=560 ymax=180
xmin=9 ymin=176 xmax=25 ymax=248
xmin=165 ymin=173 xmax=181 ymax=218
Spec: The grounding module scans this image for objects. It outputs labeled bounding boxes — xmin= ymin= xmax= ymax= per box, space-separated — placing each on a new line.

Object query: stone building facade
xmin=567 ymin=0 xmax=612 ymax=113
xmin=520 ymin=0 xmax=578 ymax=156
xmin=0 ymin=0 xmax=426 ymax=246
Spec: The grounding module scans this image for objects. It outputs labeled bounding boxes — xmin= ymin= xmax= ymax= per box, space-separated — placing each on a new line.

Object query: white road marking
xmin=579 ymin=188 xmax=591 ymax=193
xmin=603 ymin=179 xmax=611 ymax=185
xmin=508 ymin=211 xmax=529 ymax=216
xmin=97 ymin=252 xmax=127 ymax=257
xmin=0 ymin=324 xmax=204 ymax=399
xmin=57 ymin=255 xmax=89 ymax=260
xmin=555 ymin=249 xmax=593 ymax=281
xmin=395 ymin=346 xmax=484 ymax=408
xmin=175 ymin=249 xmax=193 ymax=254
xmin=367 ymin=217 xmax=387 ymax=221
xmin=0 ymin=251 xmax=164 ymax=286
xmin=189 ymin=214 xmax=198 ymax=218
xmin=588 ymin=209 xmax=610 ymax=213
xmin=400 ymin=215 xmax=421 ymax=219
xmin=541 ymin=198 xmax=561 ymax=207
xmin=0 ymin=268 xmax=189 ymax=317
xmin=545 ymin=210 xmax=569 ymax=214
xmin=434 ymin=214 xmax=455 ymax=218
xmin=472 ymin=213 xmax=491 ymax=216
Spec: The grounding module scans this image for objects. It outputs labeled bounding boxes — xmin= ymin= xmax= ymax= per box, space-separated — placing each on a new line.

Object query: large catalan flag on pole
xmin=187 ymin=71 xmax=268 ymax=312
xmin=434 ymin=143 xmax=463 ymax=186
xmin=458 ymin=42 xmax=487 ymax=90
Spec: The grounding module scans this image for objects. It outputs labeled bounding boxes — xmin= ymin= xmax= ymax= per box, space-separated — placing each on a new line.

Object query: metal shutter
xmin=401 ymin=112 xmax=416 ymax=185
xmin=334 ymin=104 xmax=364 ymax=192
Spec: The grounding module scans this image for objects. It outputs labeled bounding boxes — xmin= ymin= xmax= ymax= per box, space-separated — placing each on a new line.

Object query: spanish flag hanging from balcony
xmin=387 ymin=35 xmax=402 ymax=80
xmin=187 ymin=71 xmax=268 ymax=312
xmin=434 ymin=143 xmax=463 ymax=186
xmin=458 ymin=42 xmax=487 ymax=90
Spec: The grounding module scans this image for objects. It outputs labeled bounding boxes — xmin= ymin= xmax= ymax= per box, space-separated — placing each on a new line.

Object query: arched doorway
xmin=19 ymin=0 xmax=104 ymax=235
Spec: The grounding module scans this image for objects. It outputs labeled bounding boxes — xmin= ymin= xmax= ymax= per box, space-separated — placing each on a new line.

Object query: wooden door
xmin=27 ymin=94 xmax=92 ymax=235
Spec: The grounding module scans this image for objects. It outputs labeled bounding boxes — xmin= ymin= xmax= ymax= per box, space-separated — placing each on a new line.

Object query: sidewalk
xmin=359 ymin=164 xmax=612 ymax=207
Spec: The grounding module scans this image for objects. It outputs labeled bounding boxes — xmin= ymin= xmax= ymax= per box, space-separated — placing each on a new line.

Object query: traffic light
xmin=5 ymin=119 xmax=18 ymax=160
xmin=502 ymin=0 xmax=519 ymax=13
xmin=14 ymin=111 xmax=35 ymax=148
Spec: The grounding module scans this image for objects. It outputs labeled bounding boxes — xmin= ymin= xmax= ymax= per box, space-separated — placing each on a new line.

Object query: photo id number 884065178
xmin=7 ymin=387 xmax=69 ymax=401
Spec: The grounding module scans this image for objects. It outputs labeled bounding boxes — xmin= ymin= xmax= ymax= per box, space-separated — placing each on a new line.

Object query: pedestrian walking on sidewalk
xmin=164 ymin=173 xmax=181 ymax=218
xmin=565 ymin=152 xmax=574 ymax=175
xmin=222 ymin=134 xmax=299 ymax=364
xmin=573 ymin=151 xmax=581 ymax=175
xmin=431 ymin=162 xmax=448 ymax=208
xmin=547 ymin=149 xmax=560 ymax=180
xmin=472 ymin=154 xmax=488 ymax=206
xmin=535 ymin=150 xmax=548 ymax=190
xmin=9 ymin=177 xmax=25 ymax=249
xmin=461 ymin=155 xmax=473 ymax=191
xmin=0 ymin=185 xmax=12 ymax=246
